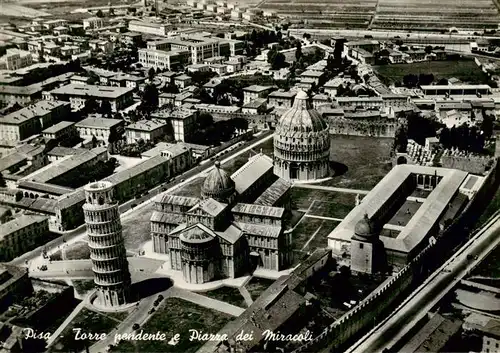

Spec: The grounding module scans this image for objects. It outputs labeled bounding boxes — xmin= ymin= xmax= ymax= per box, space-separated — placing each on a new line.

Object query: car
xmin=132 ymin=323 xmax=140 ymax=330
xmin=148 ymin=308 xmax=155 ymax=314
xmin=157 ymin=294 xmax=164 ymax=301
xmin=180 ymin=179 xmax=185 ymax=182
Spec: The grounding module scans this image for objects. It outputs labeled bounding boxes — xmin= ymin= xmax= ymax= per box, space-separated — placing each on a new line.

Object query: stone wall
xmin=441 ymin=155 xmax=494 ymax=175
xmin=292 ymin=158 xmax=500 ymax=353
xmin=209 ymin=112 xmax=276 ymax=129
xmin=327 ymin=117 xmax=398 ymax=137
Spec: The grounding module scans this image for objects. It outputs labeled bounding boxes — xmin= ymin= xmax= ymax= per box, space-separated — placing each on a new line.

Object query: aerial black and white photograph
xmin=0 ymin=0 xmax=499 ymax=352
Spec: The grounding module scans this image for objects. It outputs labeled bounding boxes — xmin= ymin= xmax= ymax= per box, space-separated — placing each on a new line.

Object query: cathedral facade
xmin=151 ymin=155 xmax=294 ymax=284
xmin=273 ymin=90 xmax=331 ymax=181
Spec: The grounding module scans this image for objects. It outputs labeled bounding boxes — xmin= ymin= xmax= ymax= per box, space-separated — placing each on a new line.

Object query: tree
xmin=267 ymin=49 xmax=286 ymax=70
xmin=109 ymin=8 xmax=115 ymax=16
xmin=84 ymin=97 xmax=99 ymax=114
xmin=0 ymin=174 xmax=5 ymax=188
xmin=303 ymin=33 xmax=311 ymax=40
xmin=141 ymin=84 xmax=159 ymax=112
xmin=99 ymin=100 xmax=112 ymax=117
xmin=148 ymin=67 xmax=156 ymax=81
xmin=393 ymin=124 xmax=408 ymax=153
xmin=87 ymin=71 xmax=99 ymax=85
xmin=91 ymin=135 xmax=98 ymax=148
xmin=96 ymin=10 xmax=104 ymax=18
xmin=424 ymin=45 xmax=433 ymax=54
xmin=295 ymin=42 xmax=302 ymax=61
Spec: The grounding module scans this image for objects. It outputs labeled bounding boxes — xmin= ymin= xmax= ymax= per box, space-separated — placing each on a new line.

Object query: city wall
xmin=292 ymin=159 xmax=500 ymax=353
xmin=209 ymin=112 xmax=275 ymax=129
xmin=327 ymin=117 xmax=398 ymax=138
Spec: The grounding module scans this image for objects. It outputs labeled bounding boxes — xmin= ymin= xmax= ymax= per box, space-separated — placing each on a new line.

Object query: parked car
xmin=148 ymin=308 xmax=155 ymax=314
xmin=132 ymin=323 xmax=140 ymax=330
xmin=157 ymin=294 xmax=164 ymax=301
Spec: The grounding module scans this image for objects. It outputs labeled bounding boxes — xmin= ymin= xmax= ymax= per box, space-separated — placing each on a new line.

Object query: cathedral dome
xmin=201 ymin=161 xmax=235 ymax=202
xmin=354 ymin=214 xmax=378 ymax=238
xmin=276 ymin=90 xmax=328 ymax=135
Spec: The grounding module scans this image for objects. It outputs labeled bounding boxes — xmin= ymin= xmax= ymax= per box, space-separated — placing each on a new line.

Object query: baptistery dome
xmin=273 ymin=90 xmax=331 ymax=181
xmin=201 ymin=161 xmax=235 ymax=203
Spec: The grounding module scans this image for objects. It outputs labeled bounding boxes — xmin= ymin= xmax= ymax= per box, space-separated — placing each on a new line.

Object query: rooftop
xmin=254 ymin=177 xmax=291 ymax=207
xmin=126 ymin=119 xmax=167 ymax=132
xmin=42 ymin=121 xmax=75 ymax=134
xmin=232 ymin=203 xmax=284 ymax=218
xmin=51 ymin=83 xmax=134 ymax=99
xmin=0 ymin=215 xmax=48 ymax=239
xmin=243 ymin=85 xmax=274 ymax=93
xmin=0 ymin=101 xmax=68 ymax=125
xmin=231 ymin=153 xmax=274 ymax=195
xmin=328 ymin=165 xmax=468 ymax=254
xmin=75 ymin=117 xmax=123 ymax=129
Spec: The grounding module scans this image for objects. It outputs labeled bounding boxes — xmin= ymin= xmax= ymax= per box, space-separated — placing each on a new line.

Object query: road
xmin=293 ymin=183 xmax=370 ymax=195
xmin=345 ymin=211 xmax=500 ymax=353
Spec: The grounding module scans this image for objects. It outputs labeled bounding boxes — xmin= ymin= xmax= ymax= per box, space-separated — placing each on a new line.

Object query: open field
xmin=64 ymin=241 xmax=90 ymax=260
xmin=258 ymin=0 xmax=500 ymax=30
xmin=373 ymin=0 xmax=500 ymax=30
xmin=291 ymin=188 xmax=360 ymax=219
xmin=374 ymin=60 xmax=490 ymax=86
xmin=303 ymin=219 xmax=339 ymax=251
xmin=323 ymin=135 xmax=393 ymax=190
xmin=244 ymin=277 xmax=275 ymax=301
xmin=170 ymin=177 xmax=204 ymax=198
xmin=202 ymin=286 xmax=246 ymax=308
xmin=0 ymin=4 xmax=51 ymax=18
xmin=258 ymin=0 xmax=376 ymax=29
xmin=122 ymin=203 xmax=153 ymax=252
xmin=111 ymin=298 xmax=232 ymax=353
xmin=49 ymin=308 xmax=119 ymax=352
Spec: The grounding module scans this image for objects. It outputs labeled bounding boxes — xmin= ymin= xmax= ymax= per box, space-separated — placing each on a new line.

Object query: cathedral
xmin=273 ymin=90 xmax=331 ymax=181
xmin=151 ymin=154 xmax=294 ymax=284
xmin=150 ymin=90 xmax=332 ymax=284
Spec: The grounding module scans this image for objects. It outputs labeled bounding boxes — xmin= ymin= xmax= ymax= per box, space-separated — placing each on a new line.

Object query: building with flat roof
xmin=328 ymin=164 xmax=471 ymax=268
xmin=151 ymin=108 xmax=197 ymax=142
xmin=128 ymin=20 xmax=167 ymax=36
xmin=138 ymin=49 xmax=190 ymax=71
xmin=0 ymin=100 xmax=70 ymax=144
xmin=42 ymin=121 xmax=77 ymax=142
xmin=75 ymin=117 xmax=124 ymax=144
xmin=0 ymin=215 xmax=49 ymax=261
xmin=109 ymin=73 xmax=145 ymax=90
xmin=421 ymin=84 xmax=492 ymax=97
xmin=125 ymin=119 xmax=168 ymax=144
xmin=268 ymin=90 xmax=296 ymax=109
xmin=48 ymin=84 xmax=134 ymax=112
xmin=243 ymin=85 xmax=275 ymax=104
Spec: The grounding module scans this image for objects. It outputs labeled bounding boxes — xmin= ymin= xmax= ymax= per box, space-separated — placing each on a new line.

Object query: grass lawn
xmin=221 ymin=152 xmax=253 ymax=175
xmin=122 ymin=203 xmax=154 ymax=252
xmin=323 ymin=135 xmax=393 ymax=190
xmin=49 ymin=308 xmax=119 ymax=353
xmin=245 ymin=277 xmax=275 ymax=301
xmin=72 ymin=279 xmax=95 ymax=296
xmin=202 ymin=286 xmax=246 ymax=308
xmin=64 ymin=241 xmax=90 ymax=260
xmin=111 ymin=298 xmax=232 ymax=353
xmin=170 ymin=177 xmax=204 ymax=198
xmin=292 ymin=188 xmax=359 ymax=219
xmin=373 ymin=59 xmax=490 ymax=86
xmin=303 ymin=220 xmax=340 ymax=251
xmin=292 ymin=217 xmax=325 ymax=251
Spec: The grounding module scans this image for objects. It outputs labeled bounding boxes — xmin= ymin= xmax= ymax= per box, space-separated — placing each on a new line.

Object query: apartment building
xmin=125 ymin=119 xmax=168 ymax=144
xmin=48 ymin=84 xmax=134 ymax=111
xmin=0 ymin=101 xmax=70 ymax=144
xmin=151 ymin=109 xmax=197 ymax=142
xmin=128 ymin=20 xmax=167 ymax=36
xmin=83 ymin=17 xmax=104 ymax=30
xmin=0 ymin=215 xmax=49 ymax=262
xmin=75 ymin=117 xmax=124 ymax=144
xmin=138 ymin=49 xmax=190 ymax=71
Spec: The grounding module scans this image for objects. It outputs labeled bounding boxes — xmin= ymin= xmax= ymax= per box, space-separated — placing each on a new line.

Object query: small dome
xmin=276 ymin=89 xmax=328 ymax=134
xmin=355 ymin=214 xmax=378 ymax=238
xmin=201 ymin=161 xmax=235 ymax=202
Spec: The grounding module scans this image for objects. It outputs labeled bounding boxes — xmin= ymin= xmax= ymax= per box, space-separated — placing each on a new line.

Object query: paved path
xmin=345 ymin=211 xmax=500 ymax=353
xmin=302 ymin=222 xmax=324 ymax=251
xmin=460 ymin=279 xmax=500 ymax=294
xmin=238 ymin=286 xmax=254 ymax=307
xmin=170 ymin=287 xmax=245 ymax=317
xmin=293 ymin=184 xmax=370 ymax=195
xmin=304 ymin=214 xmax=344 ymax=222
xmin=46 ymin=300 xmax=86 ymax=347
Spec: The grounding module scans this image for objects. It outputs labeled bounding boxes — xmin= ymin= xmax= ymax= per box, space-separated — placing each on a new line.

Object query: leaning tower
xmin=83 ymin=181 xmax=131 ymax=308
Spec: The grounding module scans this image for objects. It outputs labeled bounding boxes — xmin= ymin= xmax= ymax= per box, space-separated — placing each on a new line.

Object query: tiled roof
xmin=231 ymin=153 xmax=273 ymax=195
